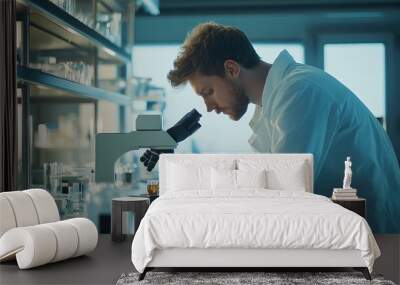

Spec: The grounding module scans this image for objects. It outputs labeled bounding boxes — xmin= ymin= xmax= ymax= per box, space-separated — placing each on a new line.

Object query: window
xmin=253 ymin=43 xmax=304 ymax=63
xmin=324 ymin=43 xmax=386 ymax=120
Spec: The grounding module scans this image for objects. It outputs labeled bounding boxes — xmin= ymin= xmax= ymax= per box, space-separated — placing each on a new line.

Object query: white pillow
xmin=267 ymin=167 xmax=306 ymax=191
xmin=238 ymin=159 xmax=308 ymax=191
xmin=211 ymin=168 xmax=236 ymax=190
xmin=237 ymin=169 xmax=267 ymax=188
xmin=167 ymin=163 xmax=211 ymax=191
xmin=211 ymin=168 xmax=267 ymax=190
xmin=166 ymin=160 xmax=236 ymax=192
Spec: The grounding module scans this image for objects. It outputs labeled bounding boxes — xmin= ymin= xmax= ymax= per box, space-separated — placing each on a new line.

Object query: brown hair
xmin=167 ymin=22 xmax=260 ymax=87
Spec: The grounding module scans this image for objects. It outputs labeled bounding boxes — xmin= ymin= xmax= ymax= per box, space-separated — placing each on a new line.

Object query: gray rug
xmin=116 ymin=271 xmax=396 ymax=285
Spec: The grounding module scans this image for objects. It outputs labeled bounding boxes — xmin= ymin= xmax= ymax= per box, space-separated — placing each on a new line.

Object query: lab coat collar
xmin=249 ymin=105 xmax=262 ymax=131
xmin=264 ymin=49 xmax=296 ymax=99
xmin=249 ymin=49 xmax=295 ymax=130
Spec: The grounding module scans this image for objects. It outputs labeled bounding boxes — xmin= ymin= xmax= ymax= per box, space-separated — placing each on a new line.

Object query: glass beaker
xmin=147 ymin=180 xmax=159 ymax=196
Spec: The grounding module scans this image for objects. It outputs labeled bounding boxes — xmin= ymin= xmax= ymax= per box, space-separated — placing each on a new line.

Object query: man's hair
xmin=167 ymin=22 xmax=261 ymax=87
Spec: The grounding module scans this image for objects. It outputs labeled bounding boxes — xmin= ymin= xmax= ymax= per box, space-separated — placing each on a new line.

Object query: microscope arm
xmin=95 ymin=131 xmax=177 ymax=183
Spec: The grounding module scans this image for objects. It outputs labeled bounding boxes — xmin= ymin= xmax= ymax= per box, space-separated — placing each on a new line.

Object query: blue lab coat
xmin=249 ymin=50 xmax=400 ymax=233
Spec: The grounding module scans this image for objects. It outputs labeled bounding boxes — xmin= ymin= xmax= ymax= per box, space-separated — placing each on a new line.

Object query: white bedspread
xmin=131 ymin=190 xmax=380 ymax=273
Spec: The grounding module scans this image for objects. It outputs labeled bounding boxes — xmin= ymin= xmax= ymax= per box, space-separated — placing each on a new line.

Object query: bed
xmin=131 ymin=154 xmax=380 ymax=280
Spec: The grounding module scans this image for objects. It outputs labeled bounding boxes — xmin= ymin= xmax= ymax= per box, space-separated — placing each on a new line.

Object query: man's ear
xmin=224 ymin=60 xmax=240 ymax=79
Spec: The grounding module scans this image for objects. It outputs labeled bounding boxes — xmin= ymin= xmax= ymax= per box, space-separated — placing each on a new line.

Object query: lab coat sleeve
xmin=270 ymin=81 xmax=340 ymax=178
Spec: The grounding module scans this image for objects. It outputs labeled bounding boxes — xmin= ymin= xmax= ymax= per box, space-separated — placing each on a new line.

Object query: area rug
xmin=116 ymin=271 xmax=396 ymax=285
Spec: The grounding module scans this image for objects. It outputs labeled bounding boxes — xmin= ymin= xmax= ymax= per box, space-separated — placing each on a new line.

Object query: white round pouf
xmin=42 ymin=221 xmax=79 ymax=262
xmin=0 ymin=189 xmax=98 ymax=269
xmin=24 ymin=189 xmax=60 ymax=223
xmin=0 ymin=226 xmax=57 ymax=269
xmin=1 ymin=192 xmax=39 ymax=227
xmin=64 ymin=218 xmax=98 ymax=257
xmin=0 ymin=196 xmax=17 ymax=237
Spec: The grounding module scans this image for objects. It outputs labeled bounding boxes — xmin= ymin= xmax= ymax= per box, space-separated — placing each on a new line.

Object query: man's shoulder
xmin=266 ymin=65 xmax=337 ymax=115
xmin=275 ymin=64 xmax=339 ymax=98
xmin=286 ymin=64 xmax=326 ymax=86
xmin=275 ymin=74 xmax=322 ymax=98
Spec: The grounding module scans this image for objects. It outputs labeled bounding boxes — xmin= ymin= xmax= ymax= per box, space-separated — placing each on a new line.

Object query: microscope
xmin=95 ymin=109 xmax=202 ymax=183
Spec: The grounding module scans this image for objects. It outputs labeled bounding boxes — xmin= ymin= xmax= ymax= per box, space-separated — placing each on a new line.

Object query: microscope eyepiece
xmin=167 ymin=109 xmax=202 ymax=143
xmin=140 ymin=109 xmax=202 ymax=172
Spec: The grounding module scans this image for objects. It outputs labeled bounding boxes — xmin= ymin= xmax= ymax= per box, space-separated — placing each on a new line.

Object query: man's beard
xmin=228 ymin=81 xmax=249 ymax=121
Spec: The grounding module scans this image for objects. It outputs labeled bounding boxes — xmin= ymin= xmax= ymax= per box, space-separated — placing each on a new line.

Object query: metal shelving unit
xmin=98 ymin=0 xmax=127 ymax=13
xmin=15 ymin=0 xmax=163 ymax=230
xmin=19 ymin=0 xmax=131 ymax=63
xmin=17 ymin=66 xmax=130 ymax=105
xmin=15 ymin=0 xmax=135 ymax=192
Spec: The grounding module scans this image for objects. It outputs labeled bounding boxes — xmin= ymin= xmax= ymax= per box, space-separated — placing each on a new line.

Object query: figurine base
xmin=334 ymin=188 xmax=357 ymax=192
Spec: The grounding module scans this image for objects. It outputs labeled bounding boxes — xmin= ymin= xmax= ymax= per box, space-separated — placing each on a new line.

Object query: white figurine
xmin=342 ymin=156 xmax=353 ymax=189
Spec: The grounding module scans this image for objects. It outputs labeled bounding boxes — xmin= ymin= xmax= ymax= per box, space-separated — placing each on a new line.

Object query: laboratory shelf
xmin=98 ymin=0 xmax=159 ymax=15
xmin=98 ymin=0 xmax=127 ymax=13
xmin=18 ymin=0 xmax=131 ymax=63
xmin=17 ymin=66 xmax=130 ymax=106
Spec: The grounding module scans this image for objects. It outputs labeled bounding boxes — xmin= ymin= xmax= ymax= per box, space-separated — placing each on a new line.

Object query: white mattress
xmin=131 ymin=190 xmax=380 ymax=273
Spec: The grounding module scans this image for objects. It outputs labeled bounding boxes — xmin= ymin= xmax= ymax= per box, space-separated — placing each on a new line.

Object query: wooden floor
xmin=1 ymin=234 xmax=398 ymax=285
xmin=373 ymin=235 xmax=400 ymax=284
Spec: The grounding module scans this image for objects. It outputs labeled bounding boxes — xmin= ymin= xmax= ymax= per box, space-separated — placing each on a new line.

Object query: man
xmin=167 ymin=22 xmax=400 ymax=234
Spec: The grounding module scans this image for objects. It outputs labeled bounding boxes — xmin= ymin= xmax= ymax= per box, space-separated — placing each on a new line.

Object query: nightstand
xmin=111 ymin=197 xmax=150 ymax=242
xmin=136 ymin=193 xmax=159 ymax=203
xmin=331 ymin=198 xmax=366 ymax=218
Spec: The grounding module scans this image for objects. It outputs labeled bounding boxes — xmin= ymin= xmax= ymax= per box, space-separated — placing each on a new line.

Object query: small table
xmin=331 ymin=198 xmax=366 ymax=218
xmin=111 ymin=197 xmax=150 ymax=242
xmin=137 ymin=193 xmax=159 ymax=203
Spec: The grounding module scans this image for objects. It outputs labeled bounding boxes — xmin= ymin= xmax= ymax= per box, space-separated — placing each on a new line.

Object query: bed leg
xmin=138 ymin=268 xmax=148 ymax=281
xmin=354 ymin=267 xmax=371 ymax=280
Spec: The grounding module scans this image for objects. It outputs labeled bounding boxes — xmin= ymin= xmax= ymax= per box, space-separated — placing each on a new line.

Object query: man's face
xmin=189 ymin=72 xmax=249 ymax=121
